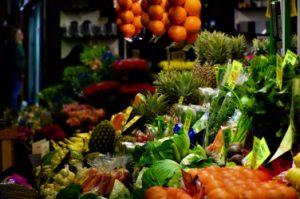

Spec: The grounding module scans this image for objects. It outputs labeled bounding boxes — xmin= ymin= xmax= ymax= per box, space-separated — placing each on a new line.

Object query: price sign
xmin=283 ymin=50 xmax=298 ymax=66
xmin=269 ymin=124 xmax=293 ymax=162
xmin=183 ymin=109 xmax=193 ymax=133
xmin=244 ymin=136 xmax=260 ymax=168
xmin=228 ymin=60 xmax=243 ymax=89
xmin=276 ymin=54 xmax=283 ymax=90
xmin=178 ymin=96 xmax=184 ymax=105
xmin=254 ymin=137 xmax=270 ymax=169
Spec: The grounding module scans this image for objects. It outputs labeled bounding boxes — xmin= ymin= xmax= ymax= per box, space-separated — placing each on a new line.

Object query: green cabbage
xmin=142 ymin=159 xmax=181 ymax=189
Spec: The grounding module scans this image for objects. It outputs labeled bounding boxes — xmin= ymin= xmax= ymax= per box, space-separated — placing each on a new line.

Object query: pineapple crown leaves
xmin=230 ymin=35 xmax=247 ymax=60
xmin=252 ymin=38 xmax=270 ymax=55
xmin=154 ymin=71 xmax=201 ymax=104
xmin=193 ymin=30 xmax=232 ymax=65
xmin=134 ymin=92 xmax=169 ymax=122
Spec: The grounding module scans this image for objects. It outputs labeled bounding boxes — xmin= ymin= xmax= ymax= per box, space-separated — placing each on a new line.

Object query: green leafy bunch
xmin=233 ymin=55 xmax=296 ymax=152
xmin=62 ymin=66 xmax=100 ymax=93
xmin=80 ymin=45 xmax=108 ymax=65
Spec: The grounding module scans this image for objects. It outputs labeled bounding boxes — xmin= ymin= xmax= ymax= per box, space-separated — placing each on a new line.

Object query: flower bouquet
xmin=112 ymin=58 xmax=150 ymax=83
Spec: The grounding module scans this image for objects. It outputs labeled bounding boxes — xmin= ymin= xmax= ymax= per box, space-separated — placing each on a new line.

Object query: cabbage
xmin=142 ymin=159 xmax=182 ymax=189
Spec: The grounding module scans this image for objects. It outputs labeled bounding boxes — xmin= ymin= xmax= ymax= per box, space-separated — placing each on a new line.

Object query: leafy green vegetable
xmin=142 ymin=159 xmax=181 ymax=189
xmin=138 ymin=130 xmax=190 ymax=166
xmin=207 ymin=89 xmax=238 ymax=144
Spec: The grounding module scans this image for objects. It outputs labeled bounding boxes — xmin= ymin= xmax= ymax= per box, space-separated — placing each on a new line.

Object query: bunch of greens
xmin=138 ymin=128 xmax=190 ymax=166
xmin=207 ymin=88 xmax=238 ymax=144
xmin=180 ymin=145 xmax=217 ymax=168
xmin=233 ymin=55 xmax=296 ymax=152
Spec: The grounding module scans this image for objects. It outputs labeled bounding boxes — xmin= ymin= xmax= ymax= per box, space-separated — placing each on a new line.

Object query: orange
xmin=141 ymin=13 xmax=150 ymax=26
xmin=131 ymin=2 xmax=142 ymax=16
xmin=116 ymin=18 xmax=123 ymax=27
xmin=134 ymin=28 xmax=142 ymax=36
xmin=115 ymin=4 xmax=121 ymax=15
xmin=167 ymin=25 xmax=187 ymax=42
xmin=185 ymin=32 xmax=198 ymax=44
xmin=121 ymin=24 xmax=136 ymax=38
xmin=183 ymin=16 xmax=201 ymax=33
xmin=119 ymin=10 xmax=134 ymax=24
xmin=141 ymin=0 xmax=149 ymax=12
xmin=160 ymin=0 xmax=167 ymax=7
xmin=148 ymin=0 xmax=162 ymax=5
xmin=168 ymin=0 xmax=186 ymax=6
xmin=168 ymin=6 xmax=187 ymax=25
xmin=148 ymin=20 xmax=165 ymax=36
xmin=133 ymin=16 xmax=143 ymax=29
xmin=132 ymin=0 xmax=139 ymax=2
xmin=161 ymin=12 xmax=169 ymax=28
xmin=184 ymin=0 xmax=201 ymax=16
xmin=148 ymin=5 xmax=164 ymax=20
xmin=118 ymin=0 xmax=133 ymax=10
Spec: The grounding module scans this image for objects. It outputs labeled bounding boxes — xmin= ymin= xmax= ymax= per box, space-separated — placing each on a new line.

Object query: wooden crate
xmin=0 ymin=128 xmax=17 ymax=172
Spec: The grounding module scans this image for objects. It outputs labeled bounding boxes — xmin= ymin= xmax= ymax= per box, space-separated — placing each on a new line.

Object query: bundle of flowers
xmin=34 ymin=124 xmax=66 ymax=142
xmin=62 ymin=102 xmax=105 ymax=129
xmin=83 ymin=81 xmax=120 ymax=98
xmin=112 ymin=58 xmax=149 ymax=72
xmin=119 ymin=83 xmax=156 ymax=95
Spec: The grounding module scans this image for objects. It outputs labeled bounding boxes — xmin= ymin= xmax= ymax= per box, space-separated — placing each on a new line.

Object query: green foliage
xmin=62 ymin=66 xmax=100 ymax=92
xmin=134 ymin=92 xmax=169 ymax=123
xmin=80 ymin=45 xmax=108 ymax=65
xmin=154 ymin=71 xmax=201 ymax=105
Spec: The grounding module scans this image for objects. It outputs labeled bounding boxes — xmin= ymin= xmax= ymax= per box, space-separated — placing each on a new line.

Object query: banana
xmin=67 ymin=144 xmax=84 ymax=153
xmin=75 ymin=132 xmax=91 ymax=139
xmin=69 ymin=136 xmax=83 ymax=142
xmin=58 ymin=141 xmax=67 ymax=147
xmin=50 ymin=140 xmax=61 ymax=150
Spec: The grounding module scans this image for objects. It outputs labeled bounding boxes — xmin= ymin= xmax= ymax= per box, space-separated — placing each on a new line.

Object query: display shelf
xmin=0 ymin=128 xmax=17 ymax=172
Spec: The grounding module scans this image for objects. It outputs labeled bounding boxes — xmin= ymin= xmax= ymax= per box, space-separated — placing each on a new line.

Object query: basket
xmin=0 ymin=183 xmax=38 ymax=199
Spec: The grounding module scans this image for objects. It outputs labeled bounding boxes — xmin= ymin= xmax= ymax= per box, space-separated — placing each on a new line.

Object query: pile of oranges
xmin=116 ymin=0 xmax=143 ymax=38
xmin=115 ymin=0 xmax=201 ymax=44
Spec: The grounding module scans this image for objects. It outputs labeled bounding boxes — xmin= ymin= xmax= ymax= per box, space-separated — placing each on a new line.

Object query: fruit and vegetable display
xmin=2 ymin=1 xmax=300 ymax=197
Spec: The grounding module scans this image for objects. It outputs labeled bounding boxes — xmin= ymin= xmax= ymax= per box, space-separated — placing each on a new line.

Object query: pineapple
xmin=230 ymin=35 xmax=247 ymax=60
xmin=193 ymin=62 xmax=217 ymax=88
xmin=193 ymin=30 xmax=231 ymax=88
xmin=154 ymin=71 xmax=201 ymax=105
xmin=89 ymin=120 xmax=116 ymax=154
xmin=134 ymin=92 xmax=169 ymax=122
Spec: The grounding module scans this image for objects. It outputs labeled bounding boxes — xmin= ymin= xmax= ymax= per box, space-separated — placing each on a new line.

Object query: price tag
xmin=222 ymin=63 xmax=232 ymax=85
xmin=254 ymin=137 xmax=270 ymax=169
xmin=171 ymin=50 xmax=186 ymax=61
xmin=269 ymin=124 xmax=293 ymax=162
xmin=183 ymin=109 xmax=193 ymax=133
xmin=228 ymin=60 xmax=243 ymax=89
xmin=282 ymin=50 xmax=298 ymax=66
xmin=178 ymin=96 xmax=184 ymax=105
xmin=276 ymin=54 xmax=283 ymax=90
xmin=244 ymin=136 xmax=260 ymax=168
